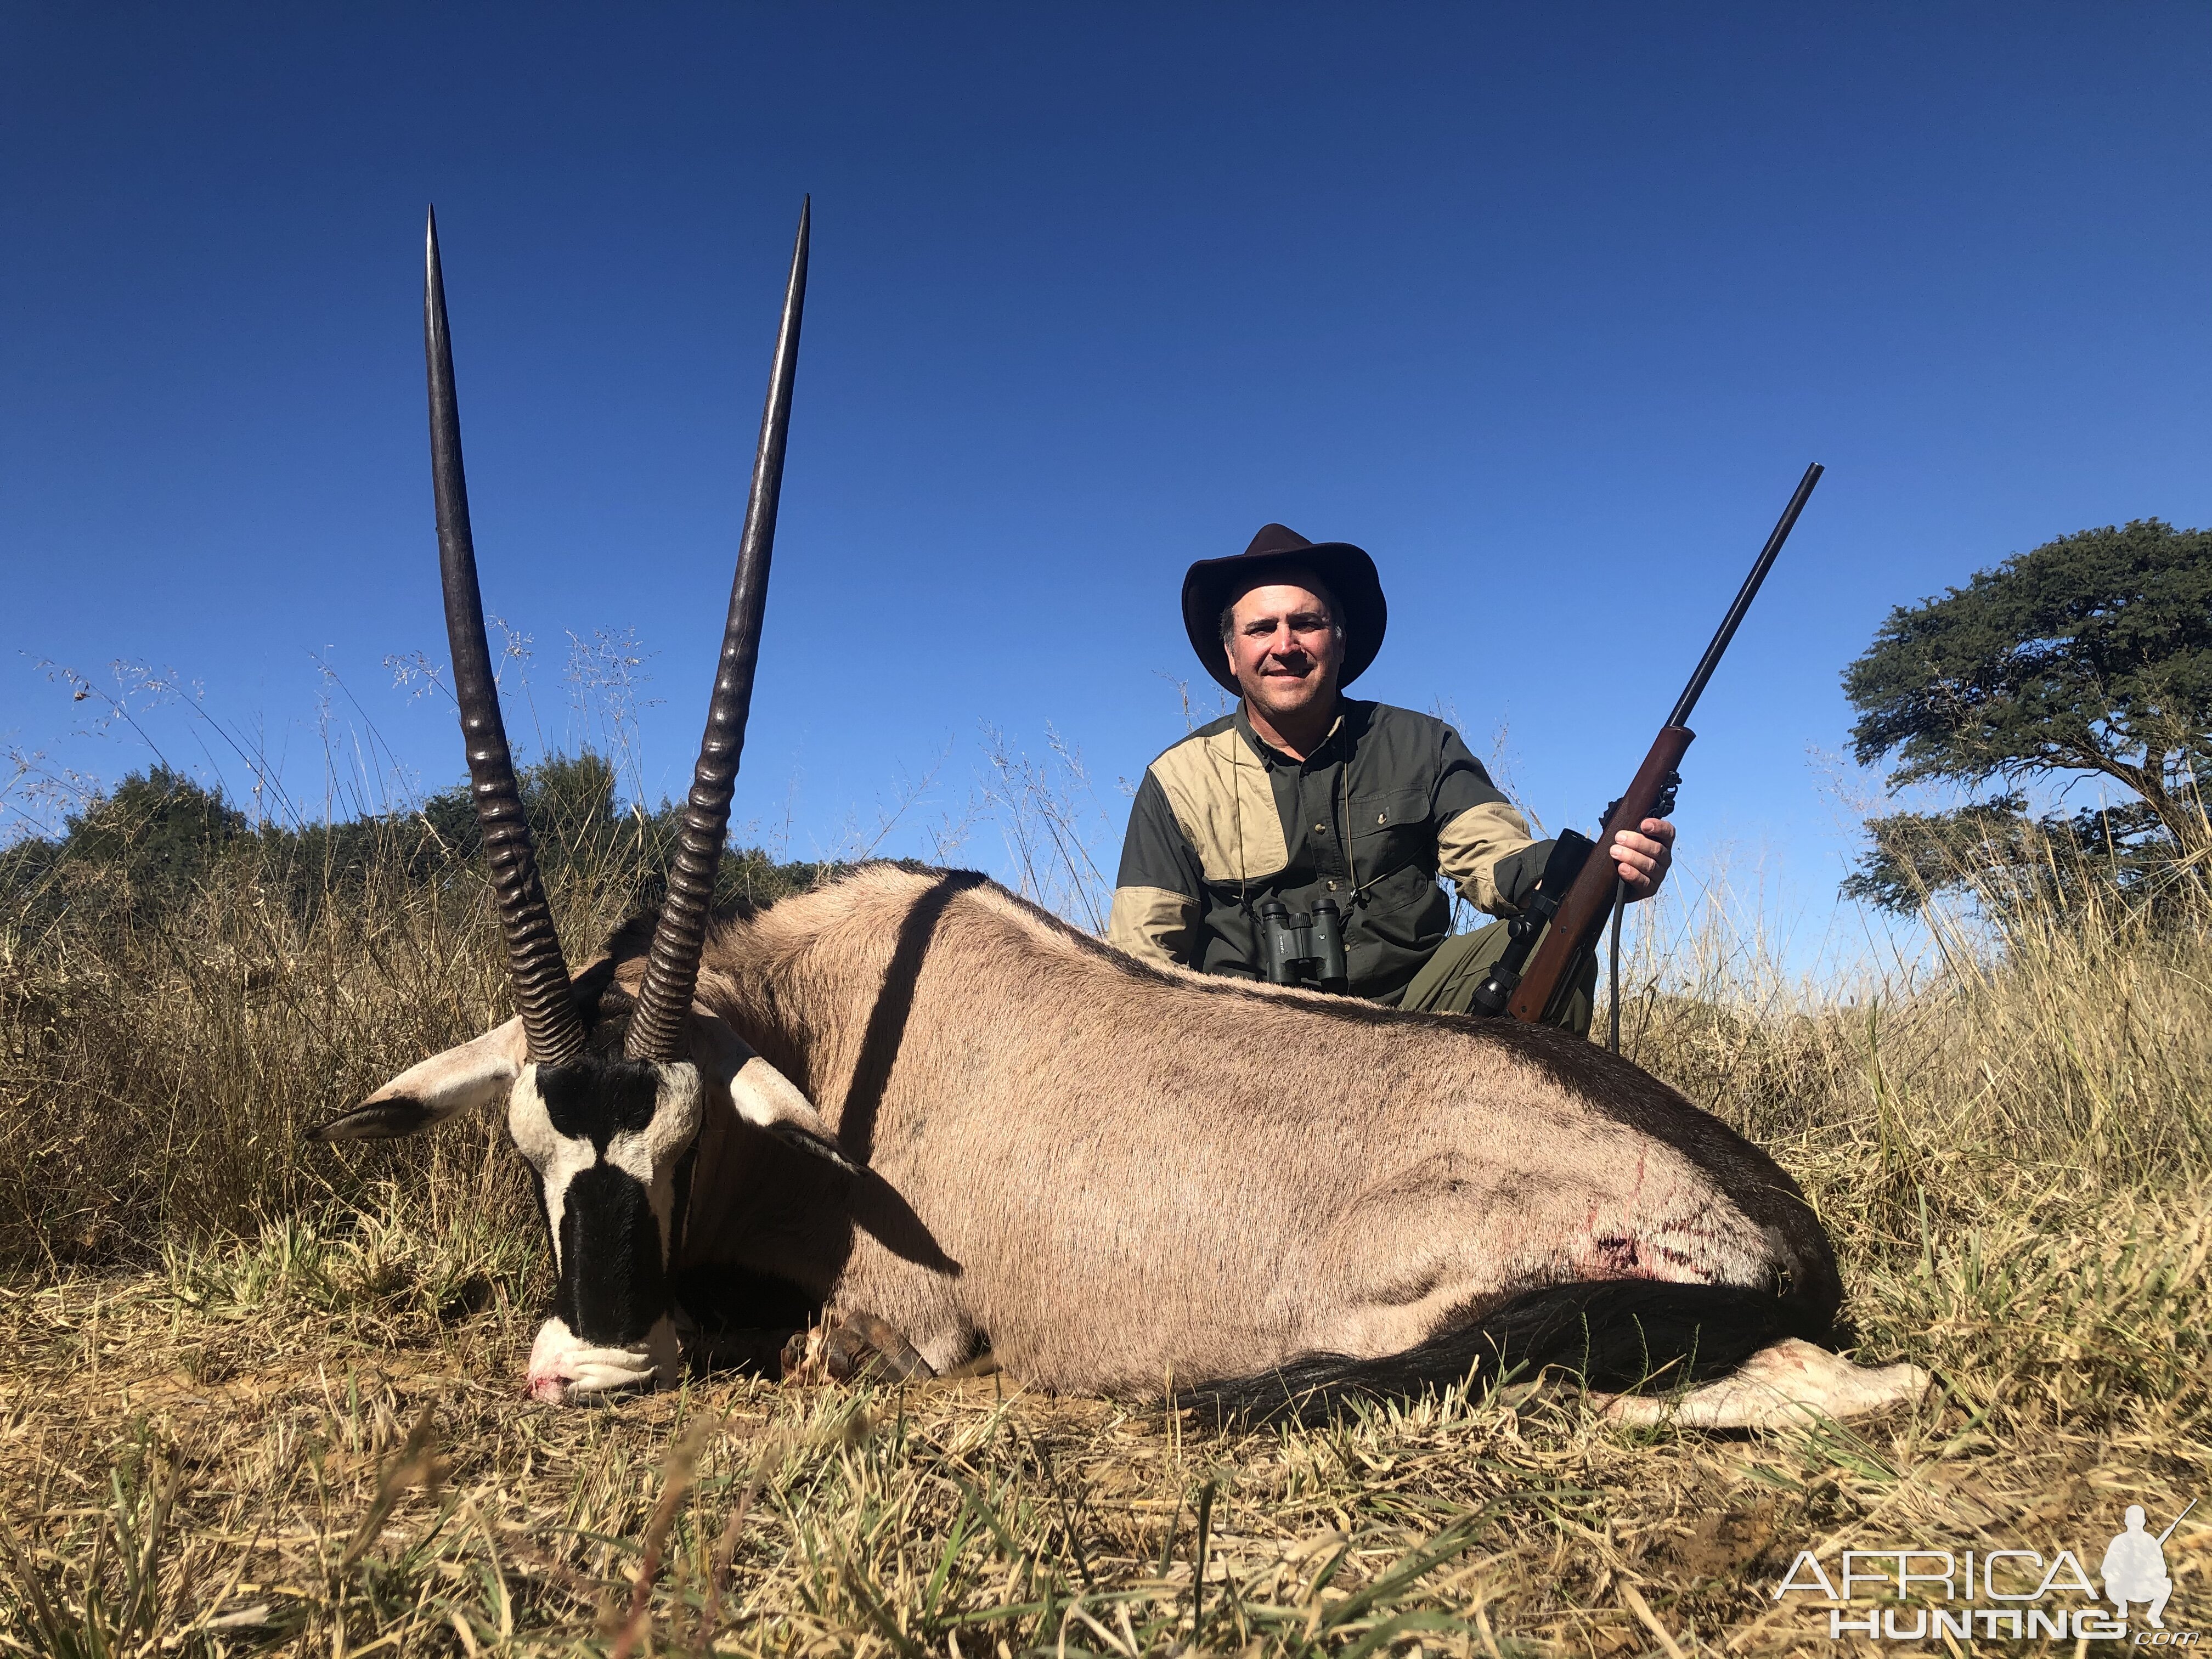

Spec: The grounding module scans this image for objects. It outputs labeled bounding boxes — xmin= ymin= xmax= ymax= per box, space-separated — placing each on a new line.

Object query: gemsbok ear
xmin=308 ymin=1018 xmax=531 ymax=1142
xmin=732 ymin=1058 xmax=858 ymax=1173
xmin=688 ymin=1008 xmax=857 ymax=1174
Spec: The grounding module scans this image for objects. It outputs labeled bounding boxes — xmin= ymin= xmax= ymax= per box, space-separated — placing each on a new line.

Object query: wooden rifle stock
xmin=1504 ymin=726 xmax=1691 ymax=1023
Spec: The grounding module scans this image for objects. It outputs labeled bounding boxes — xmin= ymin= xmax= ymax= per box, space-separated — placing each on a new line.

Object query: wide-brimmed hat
xmin=1181 ymin=523 xmax=1387 ymax=693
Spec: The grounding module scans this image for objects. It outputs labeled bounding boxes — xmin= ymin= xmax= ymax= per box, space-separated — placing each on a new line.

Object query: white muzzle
xmin=524 ymin=1315 xmax=680 ymax=1404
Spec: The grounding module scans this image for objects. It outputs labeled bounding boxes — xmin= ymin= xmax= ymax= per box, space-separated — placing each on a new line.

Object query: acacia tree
xmin=1842 ymin=518 xmax=2211 ymax=911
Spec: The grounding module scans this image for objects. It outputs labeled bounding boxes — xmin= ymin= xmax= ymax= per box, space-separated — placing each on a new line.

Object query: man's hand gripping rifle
xmin=1466 ymin=462 xmax=1825 ymax=1041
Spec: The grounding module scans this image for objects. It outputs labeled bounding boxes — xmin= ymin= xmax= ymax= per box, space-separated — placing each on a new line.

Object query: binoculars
xmin=1257 ymin=896 xmax=1348 ymax=994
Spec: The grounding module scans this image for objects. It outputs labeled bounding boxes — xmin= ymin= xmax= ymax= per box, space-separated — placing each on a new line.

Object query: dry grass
xmin=1 ymin=819 xmax=2208 ymax=1653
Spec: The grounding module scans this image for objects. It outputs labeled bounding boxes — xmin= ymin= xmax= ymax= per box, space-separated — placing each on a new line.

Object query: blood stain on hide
xmin=1594 ymin=1235 xmax=1641 ymax=1273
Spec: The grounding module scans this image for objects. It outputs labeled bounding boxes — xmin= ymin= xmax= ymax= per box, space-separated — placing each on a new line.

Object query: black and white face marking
xmin=506 ymin=1052 xmax=705 ymax=1403
xmin=318 ymin=992 xmax=852 ymax=1406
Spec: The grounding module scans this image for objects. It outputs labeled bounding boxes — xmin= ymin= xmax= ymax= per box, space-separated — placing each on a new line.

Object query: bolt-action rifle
xmin=1466 ymin=462 xmax=1826 ymax=1038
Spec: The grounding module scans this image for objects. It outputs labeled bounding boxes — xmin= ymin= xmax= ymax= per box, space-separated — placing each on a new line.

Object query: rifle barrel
xmin=2156 ymin=1497 xmax=2197 ymax=1545
xmin=1666 ymin=461 xmax=1823 ymax=730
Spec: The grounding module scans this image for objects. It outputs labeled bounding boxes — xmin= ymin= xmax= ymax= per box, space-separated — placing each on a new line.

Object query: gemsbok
xmin=312 ymin=204 xmax=1927 ymax=1429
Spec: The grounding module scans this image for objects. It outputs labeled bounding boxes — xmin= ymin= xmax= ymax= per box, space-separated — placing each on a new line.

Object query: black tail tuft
xmin=1178 ymin=1280 xmax=1827 ymax=1429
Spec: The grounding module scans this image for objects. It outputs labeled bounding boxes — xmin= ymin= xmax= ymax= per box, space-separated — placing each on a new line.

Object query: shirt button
xmin=1314 ymin=822 xmax=1326 ymax=833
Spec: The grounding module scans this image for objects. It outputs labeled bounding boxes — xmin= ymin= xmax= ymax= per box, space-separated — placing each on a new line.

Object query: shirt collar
xmin=1233 ymin=698 xmax=1347 ymax=767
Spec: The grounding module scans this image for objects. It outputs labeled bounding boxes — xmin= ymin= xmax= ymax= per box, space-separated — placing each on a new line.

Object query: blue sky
xmin=6 ymin=4 xmax=2209 ymax=953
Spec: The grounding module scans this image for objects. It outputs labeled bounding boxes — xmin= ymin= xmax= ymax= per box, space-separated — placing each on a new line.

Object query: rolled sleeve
xmin=1429 ymin=727 xmax=1545 ymax=916
xmin=1438 ymin=802 xmax=1546 ymax=915
xmin=1107 ymin=884 xmax=1198 ymax=966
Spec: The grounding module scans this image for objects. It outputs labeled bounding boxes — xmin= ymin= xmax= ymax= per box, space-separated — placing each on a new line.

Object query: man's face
xmin=1224 ymin=578 xmax=1344 ymax=725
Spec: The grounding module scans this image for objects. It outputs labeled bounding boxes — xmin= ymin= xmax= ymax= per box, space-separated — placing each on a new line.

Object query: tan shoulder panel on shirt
xmin=1105 ymin=885 xmax=1197 ymax=967
xmin=1147 ymin=727 xmax=1289 ymax=885
xmin=1438 ymin=798 xmax=1537 ymax=915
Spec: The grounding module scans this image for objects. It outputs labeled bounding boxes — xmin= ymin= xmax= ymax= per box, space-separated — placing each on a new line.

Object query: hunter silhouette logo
xmin=1771 ymin=1498 xmax=2198 ymax=1643
xmin=2106 ymin=1502 xmax=2193 ymax=1631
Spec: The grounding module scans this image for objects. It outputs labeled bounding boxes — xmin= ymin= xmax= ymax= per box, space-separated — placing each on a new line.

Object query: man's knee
xmin=1397 ymin=922 xmax=1507 ymax=1015
xmin=1401 ymin=921 xmax=1596 ymax=1036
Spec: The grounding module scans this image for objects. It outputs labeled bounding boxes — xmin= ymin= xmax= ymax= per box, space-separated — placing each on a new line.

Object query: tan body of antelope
xmin=313 ymin=204 xmax=1927 ymax=1429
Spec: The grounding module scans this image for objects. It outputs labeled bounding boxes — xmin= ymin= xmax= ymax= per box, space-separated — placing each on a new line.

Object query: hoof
xmin=1598 ymin=1338 xmax=1931 ymax=1429
xmin=781 ymin=1309 xmax=936 ymax=1384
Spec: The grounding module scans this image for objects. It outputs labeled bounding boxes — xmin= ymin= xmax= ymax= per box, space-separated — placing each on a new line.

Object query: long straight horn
xmin=627 ymin=199 xmax=810 ymax=1061
xmin=425 ymin=207 xmax=586 ymax=1068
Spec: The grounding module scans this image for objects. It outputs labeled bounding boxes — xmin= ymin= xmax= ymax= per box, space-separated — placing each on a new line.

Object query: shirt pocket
xmin=1347 ymin=786 xmax=1431 ymax=880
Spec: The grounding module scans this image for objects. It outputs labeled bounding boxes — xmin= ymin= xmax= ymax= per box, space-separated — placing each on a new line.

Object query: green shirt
xmin=1107 ymin=699 xmax=1554 ymax=1003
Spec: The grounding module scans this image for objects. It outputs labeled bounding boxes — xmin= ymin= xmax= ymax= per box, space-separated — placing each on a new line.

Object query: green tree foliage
xmin=0 ymin=765 xmax=247 ymax=906
xmin=0 ymin=753 xmax=834 ymax=928
xmin=1843 ymin=519 xmax=2212 ymax=911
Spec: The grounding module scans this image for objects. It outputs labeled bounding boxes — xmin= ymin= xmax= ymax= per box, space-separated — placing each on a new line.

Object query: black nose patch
xmin=556 ymin=1162 xmax=670 ymax=1348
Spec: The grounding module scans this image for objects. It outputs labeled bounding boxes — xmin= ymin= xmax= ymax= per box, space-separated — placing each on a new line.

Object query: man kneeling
xmin=1108 ymin=524 xmax=1674 ymax=1030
